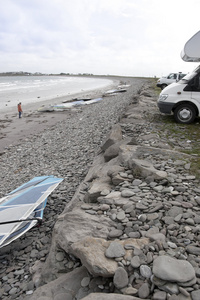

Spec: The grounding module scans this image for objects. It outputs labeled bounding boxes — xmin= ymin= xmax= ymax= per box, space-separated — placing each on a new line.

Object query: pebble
xmin=121 ymin=189 xmax=135 ymax=197
xmin=56 ymin=252 xmax=65 ymax=262
xmin=131 ymin=256 xmax=141 ymax=268
xmin=140 ymin=265 xmax=152 ymax=278
xmin=113 ymin=267 xmax=129 ymax=289
xmin=108 ymin=229 xmax=123 ymax=238
xmin=153 ymin=256 xmax=196 ymax=282
xmin=138 ymin=282 xmax=150 ymax=298
xmin=81 ymin=277 xmax=91 ymax=287
xmin=105 ymin=241 xmax=125 ymax=258
xmin=123 ymin=286 xmax=137 ymax=295
xmin=116 ymin=211 xmax=126 ymax=221
xmin=191 ymin=289 xmax=200 ymax=300
xmin=186 ymin=245 xmax=200 ymax=256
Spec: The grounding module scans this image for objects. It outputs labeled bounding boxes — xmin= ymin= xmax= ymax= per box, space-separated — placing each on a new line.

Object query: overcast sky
xmin=1 ymin=0 xmax=200 ymax=77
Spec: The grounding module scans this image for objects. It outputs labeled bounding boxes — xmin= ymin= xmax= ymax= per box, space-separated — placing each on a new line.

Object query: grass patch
xmin=149 ymin=78 xmax=161 ymax=96
xmin=189 ymin=156 xmax=200 ymax=178
xmin=149 ymin=81 xmax=200 ymax=179
xmin=160 ymin=118 xmax=200 ymax=178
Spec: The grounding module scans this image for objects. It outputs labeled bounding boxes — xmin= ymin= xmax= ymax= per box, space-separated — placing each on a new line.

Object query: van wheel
xmin=174 ymin=104 xmax=196 ymax=124
xmin=161 ymin=84 xmax=167 ymax=90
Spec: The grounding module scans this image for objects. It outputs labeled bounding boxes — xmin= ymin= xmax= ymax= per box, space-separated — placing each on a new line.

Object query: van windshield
xmin=179 ymin=65 xmax=200 ymax=83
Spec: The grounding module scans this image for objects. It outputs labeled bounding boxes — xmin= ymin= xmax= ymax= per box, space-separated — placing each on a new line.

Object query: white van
xmin=157 ymin=31 xmax=200 ymax=124
xmin=157 ymin=65 xmax=200 ymax=123
xmin=156 ymin=72 xmax=186 ymax=90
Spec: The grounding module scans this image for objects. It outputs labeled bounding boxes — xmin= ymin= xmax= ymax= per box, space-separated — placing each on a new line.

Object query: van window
xmin=184 ymin=74 xmax=200 ymax=91
xmin=168 ymin=73 xmax=176 ymax=79
xmin=181 ymin=65 xmax=200 ymax=83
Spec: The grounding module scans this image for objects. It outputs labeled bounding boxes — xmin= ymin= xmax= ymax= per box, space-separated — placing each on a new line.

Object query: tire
xmin=161 ymin=84 xmax=167 ymax=90
xmin=174 ymin=103 xmax=197 ymax=124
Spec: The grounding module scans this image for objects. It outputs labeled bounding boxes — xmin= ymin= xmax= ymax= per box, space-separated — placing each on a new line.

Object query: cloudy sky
xmin=1 ymin=0 xmax=200 ymax=77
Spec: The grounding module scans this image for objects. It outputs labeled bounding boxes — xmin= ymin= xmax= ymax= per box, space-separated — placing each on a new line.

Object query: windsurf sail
xmin=0 ymin=175 xmax=63 ymax=248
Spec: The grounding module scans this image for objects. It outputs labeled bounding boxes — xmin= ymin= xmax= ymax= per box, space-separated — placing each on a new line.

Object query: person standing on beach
xmin=18 ymin=102 xmax=22 ymax=118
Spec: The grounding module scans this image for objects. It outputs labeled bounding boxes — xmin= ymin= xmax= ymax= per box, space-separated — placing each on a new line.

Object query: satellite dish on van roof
xmin=181 ymin=31 xmax=200 ymax=62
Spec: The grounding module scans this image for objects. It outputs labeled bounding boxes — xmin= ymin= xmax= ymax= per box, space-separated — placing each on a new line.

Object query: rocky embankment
xmin=0 ymin=78 xmax=200 ymax=300
xmin=28 ymin=82 xmax=200 ymax=300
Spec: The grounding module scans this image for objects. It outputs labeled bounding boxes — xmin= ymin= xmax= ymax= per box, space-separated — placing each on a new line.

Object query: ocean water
xmin=0 ymin=76 xmax=113 ymax=112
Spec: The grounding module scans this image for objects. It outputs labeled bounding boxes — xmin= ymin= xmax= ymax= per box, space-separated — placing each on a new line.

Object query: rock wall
xmin=28 ymin=84 xmax=200 ymax=300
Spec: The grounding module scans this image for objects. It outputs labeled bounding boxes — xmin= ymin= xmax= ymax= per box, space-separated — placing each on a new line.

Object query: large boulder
xmin=71 ymin=237 xmax=149 ymax=277
xmin=129 ymin=158 xmax=167 ymax=180
xmin=28 ymin=266 xmax=88 ymax=300
xmin=84 ymin=178 xmax=112 ymax=203
xmin=101 ymin=124 xmax=122 ymax=151
xmin=40 ymin=207 xmax=115 ymax=282
xmin=71 ymin=237 xmax=118 ymax=277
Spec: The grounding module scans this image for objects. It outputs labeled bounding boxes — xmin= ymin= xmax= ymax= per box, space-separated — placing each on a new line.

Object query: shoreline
xmin=0 ymin=77 xmax=118 ymax=116
xmin=0 ymin=78 xmax=119 ymax=153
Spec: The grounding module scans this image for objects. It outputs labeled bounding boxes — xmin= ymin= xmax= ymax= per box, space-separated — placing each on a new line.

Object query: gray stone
xmin=116 ymin=211 xmax=126 ymax=221
xmin=128 ymin=232 xmax=141 ymax=238
xmin=168 ymin=206 xmax=183 ymax=218
xmin=186 ymin=245 xmax=200 ymax=256
xmin=76 ymin=287 xmax=90 ymax=299
xmin=124 ymin=204 xmax=134 ymax=213
xmin=153 ymin=185 xmax=164 ymax=192
xmin=121 ymin=189 xmax=135 ymax=197
xmin=138 ymin=214 xmax=147 ymax=222
xmin=81 ymin=277 xmax=91 ymax=287
xmin=131 ymin=256 xmax=141 ymax=268
xmin=14 ymin=269 xmax=25 ymax=276
xmin=138 ymin=282 xmax=150 ymax=298
xmin=177 ymin=275 xmax=197 ymax=287
xmin=167 ymin=241 xmax=177 ymax=249
xmin=9 ymin=287 xmax=18 ymax=295
xmin=147 ymin=213 xmax=159 ymax=221
xmin=105 ymin=241 xmax=125 ymax=258
xmin=113 ymin=267 xmax=129 ymax=289
xmin=191 ymin=289 xmax=200 ymax=300
xmin=129 ymin=159 xmax=168 ymax=180
xmin=108 ymin=229 xmax=123 ymax=238
xmin=123 ymin=287 xmax=138 ymax=295
xmin=178 ymin=286 xmax=190 ymax=297
xmin=136 ymin=202 xmax=148 ymax=210
xmin=19 ymin=267 xmax=88 ymax=300
xmin=140 ymin=265 xmax=152 ymax=278
xmin=101 ymin=124 xmax=122 ymax=151
xmin=86 ymin=180 xmax=111 ymax=203
xmin=159 ymin=282 xmax=179 ymax=294
xmin=104 ymin=143 xmax=120 ymax=162
xmin=148 ymin=233 xmax=166 ymax=243
xmin=71 ymin=237 xmax=118 ymax=277
xmin=56 ymin=252 xmax=65 ymax=262
xmin=153 ymin=256 xmax=196 ymax=283
xmin=152 ymin=290 xmax=167 ymax=300
xmin=132 ymin=179 xmax=143 ymax=186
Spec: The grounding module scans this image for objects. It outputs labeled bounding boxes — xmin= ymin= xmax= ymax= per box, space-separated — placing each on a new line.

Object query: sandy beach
xmin=0 ymin=77 xmax=118 ymax=153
